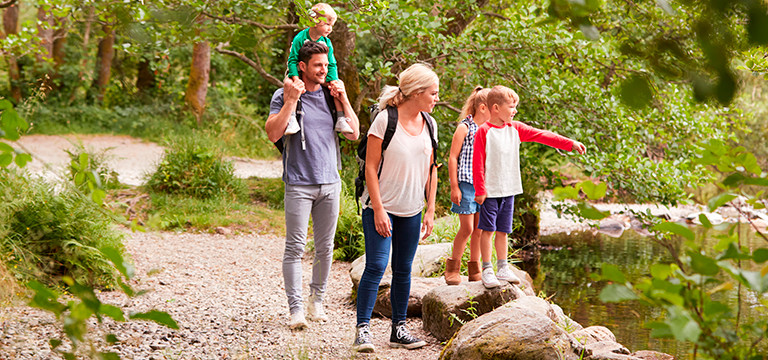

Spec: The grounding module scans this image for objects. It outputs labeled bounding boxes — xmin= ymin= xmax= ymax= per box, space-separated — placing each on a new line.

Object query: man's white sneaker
xmin=307 ymin=295 xmax=329 ymax=322
xmin=481 ymin=267 xmax=500 ymax=288
xmin=496 ymin=265 xmax=521 ymax=284
xmin=285 ymin=112 xmax=300 ymax=135
xmin=289 ymin=311 xmax=308 ymax=330
xmin=334 ymin=116 xmax=354 ymax=134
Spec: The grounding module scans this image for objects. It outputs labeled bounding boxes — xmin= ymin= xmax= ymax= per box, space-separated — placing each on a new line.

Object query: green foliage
xmin=0 ymin=99 xmax=32 ymax=168
xmin=65 ymin=144 xmax=122 ymax=206
xmin=250 ymin=177 xmax=285 ymax=209
xmin=145 ymin=191 xmax=260 ymax=231
xmin=27 ymin=247 xmax=178 ymax=359
xmin=334 ymin=182 xmax=365 ymax=262
xmin=146 ymin=137 xmax=248 ymax=199
xmin=0 ymin=169 xmax=126 ymax=289
xmin=558 ymin=140 xmax=768 ymax=359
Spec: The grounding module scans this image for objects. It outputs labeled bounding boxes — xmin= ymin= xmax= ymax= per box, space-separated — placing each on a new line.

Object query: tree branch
xmin=437 ymin=101 xmax=460 ymax=113
xmin=214 ymin=43 xmax=283 ymax=87
xmin=203 ymin=12 xmax=298 ymax=30
xmin=0 ymin=0 xmax=17 ymax=9
xmin=421 ymin=46 xmax=523 ymax=63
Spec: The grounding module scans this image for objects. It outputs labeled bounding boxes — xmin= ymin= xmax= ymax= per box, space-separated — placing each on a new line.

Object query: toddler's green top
xmin=287 ymin=28 xmax=339 ymax=82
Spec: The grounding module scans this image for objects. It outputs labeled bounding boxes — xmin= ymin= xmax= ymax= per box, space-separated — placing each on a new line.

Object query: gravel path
xmin=0 ymin=230 xmax=443 ymax=359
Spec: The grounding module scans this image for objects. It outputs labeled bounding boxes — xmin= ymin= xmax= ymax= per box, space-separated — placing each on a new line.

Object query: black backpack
xmin=354 ymin=105 xmax=439 ymax=213
xmin=273 ymin=85 xmax=338 ymax=153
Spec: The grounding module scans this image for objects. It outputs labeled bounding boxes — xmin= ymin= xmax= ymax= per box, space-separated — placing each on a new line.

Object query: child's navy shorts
xmin=478 ymin=195 xmax=515 ymax=233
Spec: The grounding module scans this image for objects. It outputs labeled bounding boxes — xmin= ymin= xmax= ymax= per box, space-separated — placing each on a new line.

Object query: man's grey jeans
xmin=282 ymin=181 xmax=341 ymax=315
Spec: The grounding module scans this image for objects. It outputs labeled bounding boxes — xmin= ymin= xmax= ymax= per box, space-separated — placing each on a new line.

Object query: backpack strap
xmin=363 ymin=106 xmax=399 ymax=207
xmin=420 ymin=111 xmax=440 ymax=207
xmin=321 ymin=85 xmax=338 ymax=124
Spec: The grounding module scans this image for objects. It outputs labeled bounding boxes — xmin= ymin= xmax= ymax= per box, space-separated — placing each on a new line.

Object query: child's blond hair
xmin=311 ymin=3 xmax=337 ymax=24
xmin=486 ymin=85 xmax=519 ymax=109
xmin=459 ymin=86 xmax=490 ymax=120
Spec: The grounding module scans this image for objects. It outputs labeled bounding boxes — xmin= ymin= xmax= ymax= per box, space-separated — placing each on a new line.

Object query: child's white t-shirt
xmin=362 ymin=110 xmax=437 ymax=217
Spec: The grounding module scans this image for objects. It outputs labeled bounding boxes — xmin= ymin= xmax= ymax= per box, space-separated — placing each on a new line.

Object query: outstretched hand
xmin=572 ymin=141 xmax=587 ymax=155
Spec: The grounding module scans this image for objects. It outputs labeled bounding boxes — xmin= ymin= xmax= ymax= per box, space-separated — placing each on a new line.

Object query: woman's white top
xmin=362 ymin=110 xmax=437 ymax=217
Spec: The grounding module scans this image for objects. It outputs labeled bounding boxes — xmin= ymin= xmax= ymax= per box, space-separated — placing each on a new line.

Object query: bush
xmin=334 ymin=184 xmax=365 ymax=261
xmin=146 ymin=137 xmax=248 ymax=199
xmin=65 ymin=143 xmax=122 ymax=191
xmin=0 ymin=169 xmax=126 ymax=288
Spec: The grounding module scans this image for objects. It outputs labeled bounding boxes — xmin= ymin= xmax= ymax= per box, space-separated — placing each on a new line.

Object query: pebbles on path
xmin=0 ymin=230 xmax=442 ymax=359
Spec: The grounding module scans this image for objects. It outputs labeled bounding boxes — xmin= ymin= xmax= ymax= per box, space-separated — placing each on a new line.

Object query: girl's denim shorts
xmin=450 ymin=181 xmax=479 ymax=214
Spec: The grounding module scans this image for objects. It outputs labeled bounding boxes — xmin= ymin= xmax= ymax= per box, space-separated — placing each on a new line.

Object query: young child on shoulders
xmin=444 ymin=86 xmax=491 ymax=285
xmin=472 ymin=85 xmax=586 ymax=289
xmin=283 ymin=2 xmax=353 ymax=136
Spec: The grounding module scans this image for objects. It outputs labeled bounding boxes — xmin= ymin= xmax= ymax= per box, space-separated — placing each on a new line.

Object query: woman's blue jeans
xmin=356 ymin=208 xmax=421 ymax=325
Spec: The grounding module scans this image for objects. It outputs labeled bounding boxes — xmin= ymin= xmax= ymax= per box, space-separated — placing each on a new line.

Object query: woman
xmin=352 ymin=63 xmax=439 ymax=353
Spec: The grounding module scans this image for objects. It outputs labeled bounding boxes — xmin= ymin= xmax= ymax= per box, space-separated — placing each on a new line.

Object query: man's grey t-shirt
xmin=270 ymin=87 xmax=341 ymax=185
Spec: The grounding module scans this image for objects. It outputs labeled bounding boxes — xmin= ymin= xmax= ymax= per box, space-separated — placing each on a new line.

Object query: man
xmin=266 ymin=41 xmax=360 ymax=329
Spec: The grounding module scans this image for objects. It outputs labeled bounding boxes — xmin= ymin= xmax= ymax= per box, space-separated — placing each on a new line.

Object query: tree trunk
xmin=185 ymin=41 xmax=210 ymax=126
xmin=51 ymin=20 xmax=67 ymax=91
xmin=36 ymin=6 xmax=54 ymax=91
xmin=92 ymin=25 xmax=114 ymax=103
xmin=136 ymin=57 xmax=156 ymax=93
xmin=328 ymin=18 xmax=359 ymax=113
xmin=2 ymin=3 xmax=20 ymax=102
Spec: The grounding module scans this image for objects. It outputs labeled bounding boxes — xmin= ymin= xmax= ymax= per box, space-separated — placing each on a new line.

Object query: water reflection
xmin=520 ymin=226 xmax=767 ymax=358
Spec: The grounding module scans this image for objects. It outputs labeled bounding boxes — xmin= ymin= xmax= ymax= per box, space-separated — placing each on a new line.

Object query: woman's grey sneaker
xmin=285 ymin=112 xmax=300 ymax=135
xmin=334 ymin=116 xmax=354 ymax=134
xmin=352 ymin=323 xmax=375 ymax=353
xmin=389 ymin=321 xmax=426 ymax=349
xmin=496 ymin=265 xmax=521 ymax=284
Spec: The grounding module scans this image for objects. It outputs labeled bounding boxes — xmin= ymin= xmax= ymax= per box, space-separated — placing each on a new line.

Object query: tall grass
xmin=0 ymin=169 xmax=126 ymax=288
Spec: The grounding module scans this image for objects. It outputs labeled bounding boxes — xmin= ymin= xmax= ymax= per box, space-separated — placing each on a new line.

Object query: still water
xmin=524 ymin=226 xmax=767 ymax=358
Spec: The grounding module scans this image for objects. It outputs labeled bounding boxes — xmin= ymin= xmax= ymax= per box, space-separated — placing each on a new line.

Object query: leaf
xmin=708 ymin=193 xmax=736 ymax=212
xmin=666 ymin=308 xmax=701 ymax=342
xmin=105 ymin=334 xmax=119 ymax=344
xmin=91 ymin=188 xmax=106 ymax=205
xmin=601 ymin=263 xmax=626 ymax=283
xmin=620 ymin=74 xmax=654 ymax=109
xmin=130 ymin=310 xmax=179 ymax=329
xmin=689 ymin=251 xmax=720 ymax=276
xmin=577 ymin=202 xmax=609 ymax=220
xmin=14 ymin=153 xmax=31 ymax=168
xmin=0 ymin=142 xmax=13 ymax=152
xmin=100 ymin=304 xmax=126 ymax=322
xmin=553 ymin=185 xmax=579 ymax=200
xmin=98 ymin=352 xmax=120 ymax=360
xmin=101 ymin=247 xmax=135 ymax=279
xmin=650 ymin=264 xmax=672 ymax=279
xmin=580 ymin=181 xmax=607 ymax=200
xmin=0 ymin=153 xmax=12 ymax=167
xmin=753 ymin=248 xmax=768 ymax=263
xmin=698 ymin=213 xmax=712 ymax=228
xmin=50 ymin=338 xmax=62 ymax=349
xmin=599 ymin=284 xmax=638 ymax=302
xmin=652 ymin=222 xmax=694 ymax=241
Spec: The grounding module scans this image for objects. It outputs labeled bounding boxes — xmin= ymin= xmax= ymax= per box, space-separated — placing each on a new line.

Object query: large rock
xmin=422 ymin=281 xmax=526 ymax=341
xmin=440 ymin=296 xmax=587 ymax=360
xmin=630 ymin=350 xmax=674 ymax=360
xmin=349 ymin=243 xmax=452 ymax=288
xmin=373 ymin=277 xmax=445 ymax=318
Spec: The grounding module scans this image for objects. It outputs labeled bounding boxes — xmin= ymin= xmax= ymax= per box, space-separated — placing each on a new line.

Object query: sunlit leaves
xmin=651 ymin=221 xmax=694 ymax=241
xmin=619 ymin=75 xmax=654 ymax=109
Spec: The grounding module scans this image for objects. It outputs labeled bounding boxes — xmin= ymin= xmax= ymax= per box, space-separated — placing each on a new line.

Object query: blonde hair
xmin=486 ymin=85 xmax=519 ymax=109
xmin=459 ymin=86 xmax=490 ymax=120
xmin=377 ymin=63 xmax=439 ymax=110
xmin=311 ymin=3 xmax=337 ymax=24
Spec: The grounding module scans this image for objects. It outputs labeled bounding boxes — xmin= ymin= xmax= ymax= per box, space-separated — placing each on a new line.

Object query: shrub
xmin=0 ymin=169 xmax=126 ymax=288
xmin=334 ymin=184 xmax=365 ymax=261
xmin=146 ymin=137 xmax=247 ymax=199
xmin=65 ymin=143 xmax=122 ymax=191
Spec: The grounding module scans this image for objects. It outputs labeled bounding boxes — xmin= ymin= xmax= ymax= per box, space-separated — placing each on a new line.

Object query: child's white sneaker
xmin=285 ymin=112 xmax=300 ymax=135
xmin=496 ymin=266 xmax=521 ymax=284
xmin=481 ymin=268 xmax=500 ymax=288
xmin=334 ymin=116 xmax=354 ymax=134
